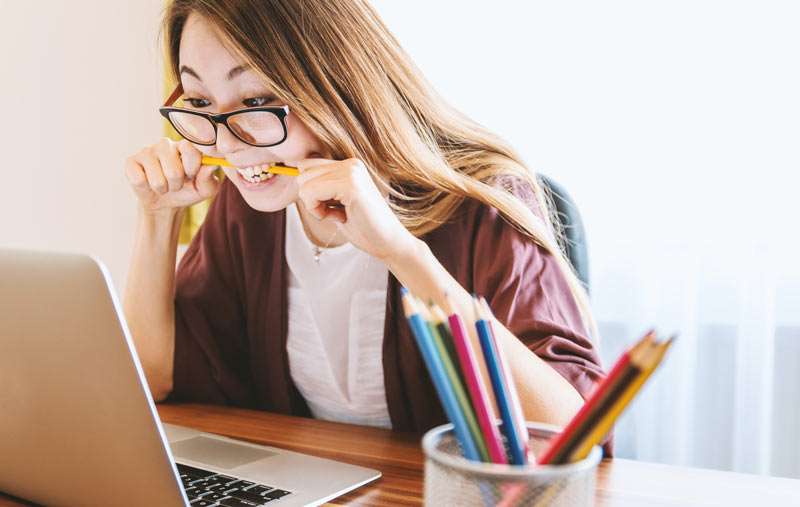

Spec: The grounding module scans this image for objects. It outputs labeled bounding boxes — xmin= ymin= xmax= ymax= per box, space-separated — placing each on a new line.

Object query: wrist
xmin=138 ymin=206 xmax=185 ymax=226
xmin=384 ymin=234 xmax=429 ymax=276
xmin=136 ymin=207 xmax=186 ymax=245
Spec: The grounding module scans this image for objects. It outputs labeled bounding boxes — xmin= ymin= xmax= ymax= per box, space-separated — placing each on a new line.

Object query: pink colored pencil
xmin=442 ymin=295 xmax=508 ymax=464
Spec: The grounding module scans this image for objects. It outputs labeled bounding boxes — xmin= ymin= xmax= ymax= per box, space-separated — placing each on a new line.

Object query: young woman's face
xmin=178 ymin=13 xmax=327 ymax=212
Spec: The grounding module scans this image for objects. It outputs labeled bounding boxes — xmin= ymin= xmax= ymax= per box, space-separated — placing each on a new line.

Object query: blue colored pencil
xmin=400 ymin=288 xmax=481 ymax=461
xmin=473 ymin=296 xmax=528 ymax=465
xmin=480 ymin=297 xmax=531 ymax=463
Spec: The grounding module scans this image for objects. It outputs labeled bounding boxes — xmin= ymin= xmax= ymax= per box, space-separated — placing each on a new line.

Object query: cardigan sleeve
xmin=470 ymin=179 xmax=607 ymax=412
xmin=166 ymin=182 xmax=254 ymax=405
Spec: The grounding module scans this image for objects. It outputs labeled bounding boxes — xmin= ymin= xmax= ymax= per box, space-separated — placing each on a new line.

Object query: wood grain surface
xmin=3 ymin=402 xmax=800 ymax=506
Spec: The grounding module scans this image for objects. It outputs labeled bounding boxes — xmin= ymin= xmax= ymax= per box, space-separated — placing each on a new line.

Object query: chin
xmin=241 ymin=196 xmax=293 ymax=213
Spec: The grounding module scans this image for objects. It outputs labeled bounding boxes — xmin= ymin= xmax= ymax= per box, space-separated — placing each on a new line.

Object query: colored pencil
xmin=430 ymin=304 xmax=468 ymax=395
xmin=473 ymin=297 xmax=528 ymax=465
xmin=420 ymin=303 xmax=490 ymax=462
xmin=537 ymin=331 xmax=656 ymax=465
xmin=442 ymin=295 xmax=508 ymax=464
xmin=400 ymin=289 xmax=480 ymax=461
xmin=479 ymin=297 xmax=532 ymax=463
xmin=201 ymin=156 xmax=299 ymax=176
xmin=568 ymin=336 xmax=674 ymax=462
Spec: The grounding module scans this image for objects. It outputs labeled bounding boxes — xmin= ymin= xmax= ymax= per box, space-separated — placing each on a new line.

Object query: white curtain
xmin=372 ymin=0 xmax=800 ymax=477
xmin=594 ymin=243 xmax=800 ymax=477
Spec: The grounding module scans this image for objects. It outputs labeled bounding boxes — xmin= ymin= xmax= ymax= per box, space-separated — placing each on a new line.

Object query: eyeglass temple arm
xmin=163 ymin=83 xmax=184 ymax=107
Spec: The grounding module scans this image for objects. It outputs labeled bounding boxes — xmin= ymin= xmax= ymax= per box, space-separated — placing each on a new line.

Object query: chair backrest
xmin=537 ymin=174 xmax=590 ymax=293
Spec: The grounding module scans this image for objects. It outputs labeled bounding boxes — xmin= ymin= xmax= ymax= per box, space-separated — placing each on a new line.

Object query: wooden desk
xmin=2 ymin=403 xmax=800 ymax=506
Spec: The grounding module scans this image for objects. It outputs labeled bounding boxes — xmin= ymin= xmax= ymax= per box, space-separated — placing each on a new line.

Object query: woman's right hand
xmin=125 ymin=138 xmax=220 ymax=215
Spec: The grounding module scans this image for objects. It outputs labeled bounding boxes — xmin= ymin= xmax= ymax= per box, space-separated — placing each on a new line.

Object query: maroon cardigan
xmin=168 ymin=178 xmax=608 ymax=449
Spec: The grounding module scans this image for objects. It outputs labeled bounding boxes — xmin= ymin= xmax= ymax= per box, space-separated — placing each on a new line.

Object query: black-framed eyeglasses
xmin=158 ymin=84 xmax=289 ymax=147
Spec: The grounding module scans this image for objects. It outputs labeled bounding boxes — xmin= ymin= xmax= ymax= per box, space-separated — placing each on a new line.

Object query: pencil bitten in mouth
xmin=236 ymin=165 xmax=276 ymax=183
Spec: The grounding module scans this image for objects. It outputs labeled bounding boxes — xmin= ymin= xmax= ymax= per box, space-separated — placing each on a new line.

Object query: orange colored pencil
xmin=538 ymin=331 xmax=656 ymax=465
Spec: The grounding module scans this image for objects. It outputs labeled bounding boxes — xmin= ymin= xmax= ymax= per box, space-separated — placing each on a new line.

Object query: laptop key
xmin=229 ymin=480 xmax=255 ymax=488
xmin=231 ymin=490 xmax=270 ymax=504
xmin=190 ymin=500 xmax=219 ymax=506
xmin=203 ymin=492 xmax=225 ymax=502
xmin=245 ymin=485 xmax=274 ymax=495
xmin=178 ymin=464 xmax=217 ymax=479
xmin=219 ymin=497 xmax=259 ymax=507
xmin=264 ymin=490 xmax=291 ymax=500
xmin=215 ymin=475 xmax=238 ymax=485
xmin=203 ymin=477 xmax=229 ymax=489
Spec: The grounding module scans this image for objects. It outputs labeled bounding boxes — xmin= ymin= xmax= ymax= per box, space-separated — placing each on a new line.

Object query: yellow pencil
xmin=568 ymin=337 xmax=674 ymax=462
xmin=201 ymin=156 xmax=300 ymax=176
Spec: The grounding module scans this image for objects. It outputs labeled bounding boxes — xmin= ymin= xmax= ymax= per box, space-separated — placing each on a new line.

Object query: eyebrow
xmin=179 ymin=64 xmax=251 ymax=82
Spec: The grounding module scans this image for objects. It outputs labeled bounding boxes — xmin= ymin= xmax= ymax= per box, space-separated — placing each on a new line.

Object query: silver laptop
xmin=0 ymin=249 xmax=380 ymax=506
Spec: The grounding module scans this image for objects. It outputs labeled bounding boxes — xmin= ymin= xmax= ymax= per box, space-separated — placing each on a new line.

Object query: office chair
xmin=537 ymin=174 xmax=590 ymax=293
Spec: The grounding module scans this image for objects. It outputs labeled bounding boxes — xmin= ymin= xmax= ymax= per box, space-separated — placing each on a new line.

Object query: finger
xmin=317 ymin=205 xmax=347 ymax=224
xmin=287 ymin=157 xmax=338 ymax=177
xmin=155 ymin=140 xmax=185 ymax=192
xmin=297 ymin=185 xmax=327 ymax=220
xmin=295 ymin=168 xmax=340 ymax=189
xmin=194 ymin=165 xmax=221 ymax=199
xmin=135 ymin=151 xmax=168 ymax=195
xmin=177 ymin=140 xmax=202 ymax=179
xmin=292 ymin=160 xmax=342 ymax=186
xmin=286 ymin=157 xmax=337 ymax=171
xmin=124 ymin=156 xmax=152 ymax=199
xmin=298 ymin=177 xmax=349 ymax=219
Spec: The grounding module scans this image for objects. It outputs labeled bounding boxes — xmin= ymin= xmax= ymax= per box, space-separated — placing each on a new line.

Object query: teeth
xmin=236 ymin=165 xmax=276 ymax=184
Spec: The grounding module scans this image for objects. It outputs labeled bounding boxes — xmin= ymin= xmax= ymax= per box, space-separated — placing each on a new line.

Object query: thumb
xmin=195 ymin=165 xmax=221 ymax=199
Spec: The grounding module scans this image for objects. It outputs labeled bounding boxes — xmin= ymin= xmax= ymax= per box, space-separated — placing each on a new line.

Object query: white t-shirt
xmin=284 ymin=203 xmax=392 ymax=428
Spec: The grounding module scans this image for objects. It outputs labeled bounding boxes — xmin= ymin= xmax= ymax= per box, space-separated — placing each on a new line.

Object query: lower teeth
xmin=244 ymin=172 xmax=273 ymax=183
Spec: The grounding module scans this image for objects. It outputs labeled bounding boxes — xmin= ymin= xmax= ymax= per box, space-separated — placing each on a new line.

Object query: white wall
xmin=0 ymin=0 xmax=164 ymax=291
xmin=370 ymin=0 xmax=800 ymax=272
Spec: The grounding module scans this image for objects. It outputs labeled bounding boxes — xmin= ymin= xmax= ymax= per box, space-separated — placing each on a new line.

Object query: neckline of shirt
xmin=286 ymin=202 xmax=354 ymax=258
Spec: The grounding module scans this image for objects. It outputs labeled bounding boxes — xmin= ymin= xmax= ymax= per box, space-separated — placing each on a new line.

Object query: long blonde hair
xmin=163 ymin=0 xmax=598 ymax=340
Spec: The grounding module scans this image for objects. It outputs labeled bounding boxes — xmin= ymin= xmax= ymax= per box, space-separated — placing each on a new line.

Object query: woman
xmin=123 ymin=0 xmax=606 ymax=436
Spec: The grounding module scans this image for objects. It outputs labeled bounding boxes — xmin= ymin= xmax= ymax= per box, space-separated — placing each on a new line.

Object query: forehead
xmin=178 ymin=13 xmax=252 ymax=82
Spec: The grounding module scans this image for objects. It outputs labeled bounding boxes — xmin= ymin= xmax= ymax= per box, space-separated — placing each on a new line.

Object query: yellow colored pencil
xmin=201 ymin=156 xmax=300 ymax=176
xmin=568 ymin=337 xmax=674 ymax=462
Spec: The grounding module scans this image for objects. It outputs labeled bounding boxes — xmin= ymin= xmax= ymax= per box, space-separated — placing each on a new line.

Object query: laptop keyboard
xmin=177 ymin=463 xmax=292 ymax=506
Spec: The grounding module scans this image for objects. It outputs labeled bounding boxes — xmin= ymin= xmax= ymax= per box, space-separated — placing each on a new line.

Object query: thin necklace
xmin=312 ymin=227 xmax=341 ymax=263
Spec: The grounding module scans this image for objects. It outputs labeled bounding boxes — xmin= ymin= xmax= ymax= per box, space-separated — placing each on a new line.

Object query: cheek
xmin=196 ymin=145 xmax=216 ymax=155
xmin=281 ymin=115 xmax=326 ymax=158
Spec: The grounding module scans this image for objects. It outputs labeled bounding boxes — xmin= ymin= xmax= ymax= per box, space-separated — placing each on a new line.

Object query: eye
xmin=242 ymin=96 xmax=276 ymax=107
xmin=184 ymin=98 xmax=211 ymax=108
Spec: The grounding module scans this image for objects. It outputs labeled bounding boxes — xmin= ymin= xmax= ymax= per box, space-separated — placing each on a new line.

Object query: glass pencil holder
xmin=422 ymin=422 xmax=602 ymax=507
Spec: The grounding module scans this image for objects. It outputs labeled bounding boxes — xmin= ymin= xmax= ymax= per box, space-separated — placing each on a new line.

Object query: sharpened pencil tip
xmin=471 ymin=295 xmax=483 ymax=320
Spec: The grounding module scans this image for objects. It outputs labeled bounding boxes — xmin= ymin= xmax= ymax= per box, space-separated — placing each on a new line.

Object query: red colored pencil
xmin=537 ymin=330 xmax=656 ymax=464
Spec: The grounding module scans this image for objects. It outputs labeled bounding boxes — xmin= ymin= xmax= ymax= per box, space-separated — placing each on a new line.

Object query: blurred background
xmin=2 ymin=0 xmax=798 ymax=479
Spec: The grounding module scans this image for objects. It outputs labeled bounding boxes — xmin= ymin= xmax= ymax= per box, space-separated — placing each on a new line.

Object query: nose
xmin=214 ymin=123 xmax=247 ymax=155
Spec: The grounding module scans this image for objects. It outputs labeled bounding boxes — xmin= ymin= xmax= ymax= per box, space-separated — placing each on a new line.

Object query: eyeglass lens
xmin=167 ymin=110 xmax=285 ymax=146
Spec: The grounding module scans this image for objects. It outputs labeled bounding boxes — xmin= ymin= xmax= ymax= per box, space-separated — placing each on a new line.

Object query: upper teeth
xmin=237 ymin=165 xmax=275 ymax=183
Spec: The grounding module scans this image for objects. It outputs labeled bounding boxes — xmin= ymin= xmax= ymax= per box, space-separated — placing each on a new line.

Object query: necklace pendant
xmin=313 ymin=247 xmax=321 ymax=263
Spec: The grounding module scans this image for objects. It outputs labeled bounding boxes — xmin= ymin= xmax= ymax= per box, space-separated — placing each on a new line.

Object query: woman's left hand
xmin=290 ymin=157 xmax=418 ymax=263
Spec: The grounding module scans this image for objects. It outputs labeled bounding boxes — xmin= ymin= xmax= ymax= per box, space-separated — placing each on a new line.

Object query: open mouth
xmin=236 ymin=164 xmax=277 ymax=184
